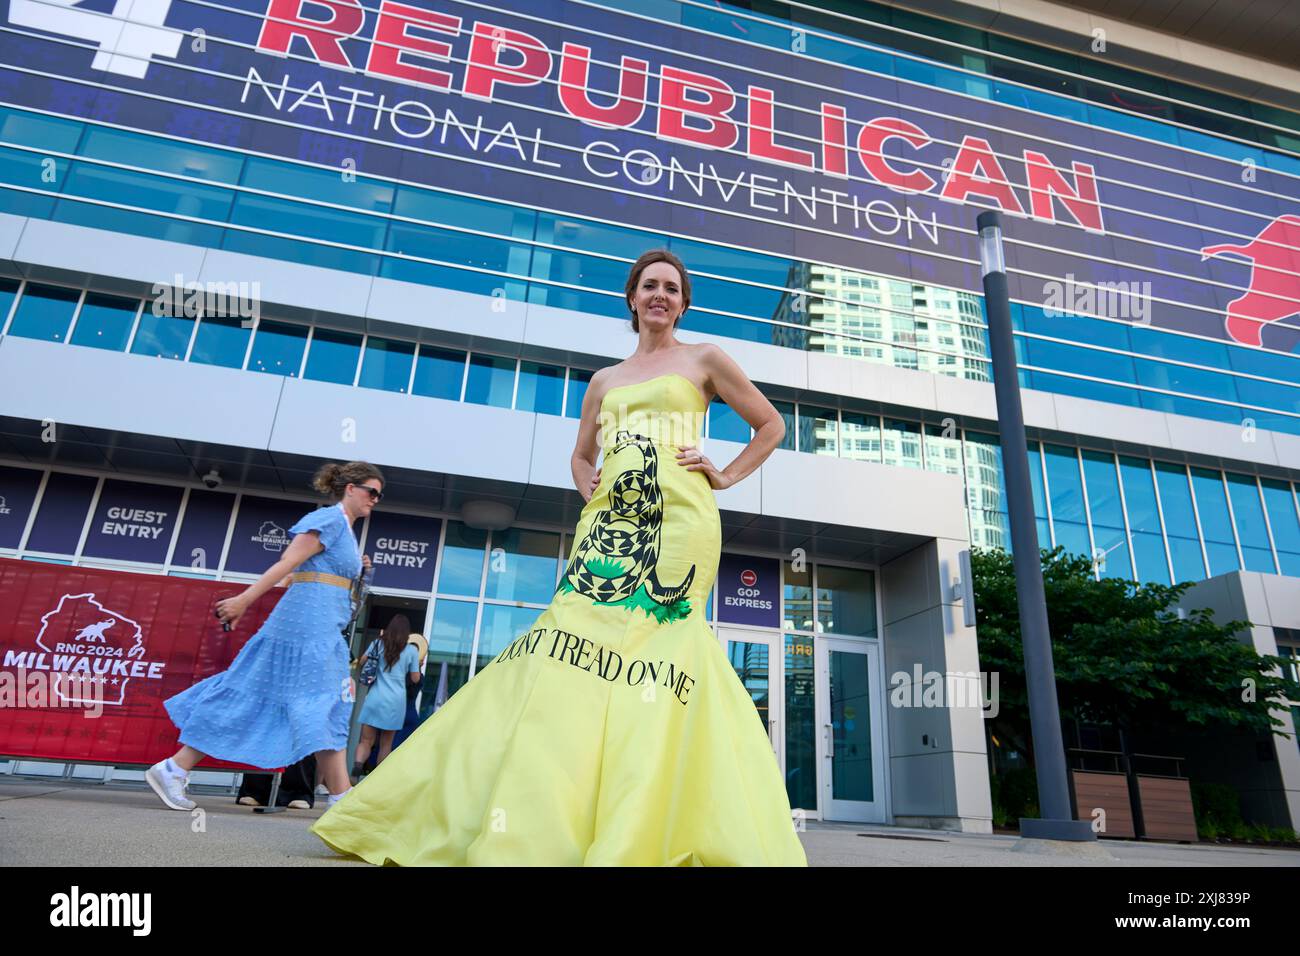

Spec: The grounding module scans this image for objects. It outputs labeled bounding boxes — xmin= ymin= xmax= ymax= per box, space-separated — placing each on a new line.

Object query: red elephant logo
xmin=1201 ymin=214 xmax=1300 ymax=347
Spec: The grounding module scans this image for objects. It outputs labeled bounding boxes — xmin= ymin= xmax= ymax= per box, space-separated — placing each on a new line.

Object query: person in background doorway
xmin=392 ymin=632 xmax=429 ymax=752
xmin=351 ymin=614 xmax=421 ymax=780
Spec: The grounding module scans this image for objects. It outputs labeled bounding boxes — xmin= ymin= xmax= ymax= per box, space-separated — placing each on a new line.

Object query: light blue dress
xmin=165 ymin=503 xmax=360 ymax=768
xmin=358 ymin=642 xmax=421 ymax=731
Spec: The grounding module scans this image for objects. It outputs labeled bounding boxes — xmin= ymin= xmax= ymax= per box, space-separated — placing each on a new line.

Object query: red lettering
xmin=463 ymin=21 xmax=553 ymax=102
xmin=558 ymin=42 xmax=649 ymax=129
xmin=365 ymin=1 xmax=459 ymax=90
xmin=656 ymin=65 xmax=737 ymax=150
xmin=857 ymin=117 xmax=935 ymax=194
xmin=821 ymin=102 xmax=848 ymax=178
xmin=939 ymin=135 xmax=1025 ymax=214
xmin=747 ymin=86 xmax=814 ymax=170
xmin=256 ymin=0 xmax=364 ymax=68
xmin=1024 ymin=150 xmax=1104 ymax=232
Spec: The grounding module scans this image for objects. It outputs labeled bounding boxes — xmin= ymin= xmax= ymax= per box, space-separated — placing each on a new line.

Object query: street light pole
xmin=977 ymin=210 xmax=1094 ymax=842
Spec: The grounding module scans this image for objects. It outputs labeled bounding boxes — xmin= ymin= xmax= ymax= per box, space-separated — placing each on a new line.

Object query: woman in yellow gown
xmin=312 ymin=250 xmax=808 ymax=866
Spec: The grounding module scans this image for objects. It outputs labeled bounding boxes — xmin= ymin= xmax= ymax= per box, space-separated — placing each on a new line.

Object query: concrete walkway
xmin=1 ymin=779 xmax=1296 ymax=866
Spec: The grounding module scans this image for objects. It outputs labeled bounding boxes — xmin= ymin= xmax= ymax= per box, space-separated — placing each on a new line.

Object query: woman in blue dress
xmin=146 ymin=461 xmax=385 ymax=812
xmin=352 ymin=613 xmax=422 ymax=778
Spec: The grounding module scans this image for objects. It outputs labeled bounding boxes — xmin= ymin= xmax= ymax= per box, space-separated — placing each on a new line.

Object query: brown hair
xmin=379 ymin=613 xmax=411 ymax=670
xmin=625 ymin=249 xmax=691 ymax=333
xmin=312 ymin=461 xmax=384 ymax=501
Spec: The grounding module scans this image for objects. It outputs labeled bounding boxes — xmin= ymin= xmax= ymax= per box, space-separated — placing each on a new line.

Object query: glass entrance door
xmin=816 ymin=638 xmax=887 ymax=823
xmin=718 ymin=627 xmax=782 ymax=762
xmin=719 ymin=628 xmax=824 ymax=818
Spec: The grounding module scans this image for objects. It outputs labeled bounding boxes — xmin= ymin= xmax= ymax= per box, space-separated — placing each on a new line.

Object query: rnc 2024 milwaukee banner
xmin=0 ymin=557 xmax=289 ymax=769
xmin=0 ymin=0 xmax=1297 ymax=351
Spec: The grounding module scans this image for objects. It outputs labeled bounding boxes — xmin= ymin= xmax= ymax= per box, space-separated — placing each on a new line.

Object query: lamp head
xmin=977 ymin=210 xmax=1005 ymax=277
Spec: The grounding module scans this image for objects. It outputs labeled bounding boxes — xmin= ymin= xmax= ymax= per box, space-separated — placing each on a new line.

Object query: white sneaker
xmin=286 ymin=799 xmax=311 ymax=810
xmin=146 ymin=761 xmax=196 ymax=811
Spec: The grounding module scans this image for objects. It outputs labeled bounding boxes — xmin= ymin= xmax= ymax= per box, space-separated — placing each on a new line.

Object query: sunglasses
xmin=355 ymin=484 xmax=384 ymax=503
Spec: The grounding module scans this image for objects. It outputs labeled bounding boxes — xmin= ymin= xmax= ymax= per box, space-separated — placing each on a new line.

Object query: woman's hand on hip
xmin=583 ymin=466 xmax=601 ymax=503
xmin=676 ymin=445 xmax=733 ymax=490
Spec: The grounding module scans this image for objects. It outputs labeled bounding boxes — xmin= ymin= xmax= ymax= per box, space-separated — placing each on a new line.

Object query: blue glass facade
xmin=1 ymin=93 xmax=1297 ymax=433
xmin=0 ymin=0 xmax=1296 ymax=597
xmin=3 ymin=258 xmax=1299 ymax=590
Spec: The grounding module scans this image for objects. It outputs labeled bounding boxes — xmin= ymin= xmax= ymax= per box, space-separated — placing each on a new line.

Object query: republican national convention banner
xmin=0 ymin=557 xmax=287 ymax=769
xmin=0 ymin=0 xmax=1297 ymax=350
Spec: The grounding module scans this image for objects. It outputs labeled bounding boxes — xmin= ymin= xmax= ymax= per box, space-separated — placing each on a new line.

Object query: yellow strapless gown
xmin=312 ymin=374 xmax=807 ymax=866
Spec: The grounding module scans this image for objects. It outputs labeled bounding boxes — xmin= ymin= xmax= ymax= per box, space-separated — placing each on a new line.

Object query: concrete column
xmin=880 ymin=537 xmax=993 ymax=833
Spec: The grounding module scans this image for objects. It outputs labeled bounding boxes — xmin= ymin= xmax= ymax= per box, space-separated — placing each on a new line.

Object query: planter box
xmin=1137 ymin=775 xmax=1198 ymax=842
xmin=1071 ymin=770 xmax=1135 ymax=839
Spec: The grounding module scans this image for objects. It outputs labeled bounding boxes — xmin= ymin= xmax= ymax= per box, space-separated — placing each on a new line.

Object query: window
xmin=422 ymin=598 xmax=475 ymax=708
xmin=1190 ymin=469 xmax=1240 ymax=577
xmin=358 ymin=337 xmax=415 ymax=393
xmin=247 ymin=320 xmax=308 ymax=377
xmin=1225 ymin=474 xmax=1277 ymax=573
xmin=188 ymin=315 xmax=251 ymax=368
xmin=437 ymin=522 xmax=487 ymax=596
xmin=1273 ymin=631 xmax=1299 ymax=684
xmin=475 ymin=604 xmax=544 ymax=674
xmin=386 ymin=186 xmax=532 ymax=296
xmin=0 ymin=278 xmax=18 ymax=330
xmin=966 ymin=433 xmax=1010 ymax=552
xmin=1044 ymin=445 xmax=1090 ymax=560
xmin=79 ymin=126 xmax=243 ymax=183
xmin=1261 ymin=480 xmax=1300 ymax=577
xmin=1154 ymin=463 xmax=1207 ymax=582
xmin=923 ymin=422 xmax=962 ymax=476
xmin=816 ymin=565 xmax=876 ymax=637
xmin=69 ymin=293 xmax=137 ymax=351
xmin=564 ymin=368 xmax=593 ymax=420
xmin=708 ymin=398 xmax=751 ymax=443
xmin=797 ymin=405 xmax=838 ymax=456
xmin=840 ymin=411 xmax=881 ymax=464
xmin=303 ymin=328 xmax=363 ymax=385
xmin=130 ymin=306 xmax=194 ymax=359
xmin=783 ymin=560 xmax=813 ymax=632
xmin=1119 ymin=457 xmax=1170 ymax=585
xmin=464 ymin=353 xmax=515 ymax=408
xmin=56 ymin=162 xmax=231 ymax=247
xmin=1082 ymin=450 xmax=1132 ymax=580
xmin=483 ymin=528 xmax=560 ymax=604
xmin=882 ymin=419 xmax=922 ymax=470
xmin=516 ymin=361 xmax=565 ymax=415
xmin=226 ymin=193 xmax=383 ymax=276
xmin=7 ymin=284 xmax=79 ymax=342
xmin=1027 ymin=443 xmax=1050 ymax=550
xmin=412 ymin=345 xmax=466 ymax=401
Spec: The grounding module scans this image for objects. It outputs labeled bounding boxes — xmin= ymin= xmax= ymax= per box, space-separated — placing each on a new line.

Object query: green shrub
xmin=990 ymin=768 xmax=1039 ymax=827
xmin=1191 ymin=782 xmax=1244 ymax=840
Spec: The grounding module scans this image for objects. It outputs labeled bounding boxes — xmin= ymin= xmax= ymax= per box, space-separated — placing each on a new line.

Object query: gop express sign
xmin=0 ymin=0 xmax=1297 ymax=350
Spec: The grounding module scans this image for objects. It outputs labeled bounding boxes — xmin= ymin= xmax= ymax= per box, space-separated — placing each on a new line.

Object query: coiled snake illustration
xmin=557 ymin=430 xmax=696 ymax=613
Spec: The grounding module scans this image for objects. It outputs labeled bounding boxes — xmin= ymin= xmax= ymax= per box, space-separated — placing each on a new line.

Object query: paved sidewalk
xmin=1 ymin=779 xmax=1296 ymax=866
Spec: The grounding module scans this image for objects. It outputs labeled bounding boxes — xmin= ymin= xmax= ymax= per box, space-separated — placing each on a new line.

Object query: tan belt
xmin=291 ymin=571 xmax=353 ymax=589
